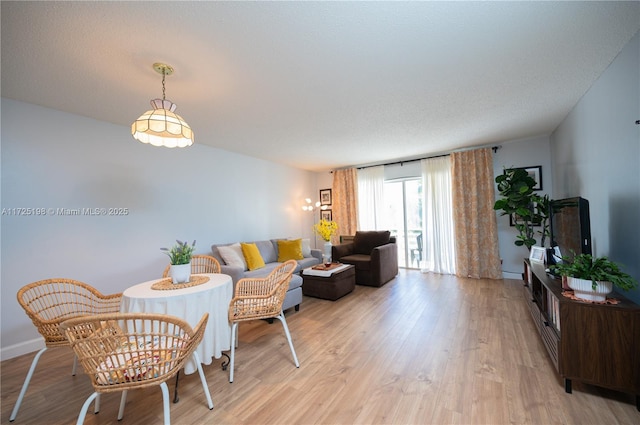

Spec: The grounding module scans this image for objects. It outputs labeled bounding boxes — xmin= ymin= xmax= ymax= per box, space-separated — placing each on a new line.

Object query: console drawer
xmin=523 ymin=286 xmax=541 ymax=333
xmin=540 ymin=319 xmax=560 ymax=372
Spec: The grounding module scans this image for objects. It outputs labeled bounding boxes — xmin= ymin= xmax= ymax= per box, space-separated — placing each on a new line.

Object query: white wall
xmin=0 ymin=98 xmax=316 ymax=359
xmin=492 ymin=136 xmax=553 ymax=278
xmin=551 ymin=30 xmax=640 ymax=304
xmin=308 ymin=171 xmax=334 ymax=248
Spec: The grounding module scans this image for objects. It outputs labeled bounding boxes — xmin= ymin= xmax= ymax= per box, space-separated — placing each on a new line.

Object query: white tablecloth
xmin=121 ymin=273 xmax=232 ymax=374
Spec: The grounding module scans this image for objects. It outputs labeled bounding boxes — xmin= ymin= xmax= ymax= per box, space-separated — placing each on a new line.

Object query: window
xmin=383 ymin=179 xmax=422 ymax=269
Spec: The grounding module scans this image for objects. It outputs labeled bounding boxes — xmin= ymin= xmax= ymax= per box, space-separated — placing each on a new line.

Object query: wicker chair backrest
xmin=228 ymin=259 xmax=297 ymax=322
xmin=17 ymin=279 xmax=122 ymax=347
xmin=60 ymin=312 xmax=208 ymax=393
xmin=162 ymin=254 xmax=221 ymax=278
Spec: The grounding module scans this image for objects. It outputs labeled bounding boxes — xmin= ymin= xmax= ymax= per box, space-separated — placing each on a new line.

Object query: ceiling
xmin=2 ymin=2 xmax=639 ymax=172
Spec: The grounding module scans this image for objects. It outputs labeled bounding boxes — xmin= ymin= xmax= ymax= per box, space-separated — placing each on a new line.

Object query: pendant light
xmin=131 ymin=63 xmax=194 ymax=148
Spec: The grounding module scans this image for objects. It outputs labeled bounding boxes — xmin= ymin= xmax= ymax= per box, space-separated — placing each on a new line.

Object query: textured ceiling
xmin=2 ymin=1 xmax=639 ymax=172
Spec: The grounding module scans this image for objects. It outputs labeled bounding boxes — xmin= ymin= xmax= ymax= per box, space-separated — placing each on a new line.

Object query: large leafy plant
xmin=551 ymin=253 xmax=638 ymax=291
xmin=161 ymin=239 xmax=196 ymax=265
xmin=494 ymin=168 xmax=549 ymax=250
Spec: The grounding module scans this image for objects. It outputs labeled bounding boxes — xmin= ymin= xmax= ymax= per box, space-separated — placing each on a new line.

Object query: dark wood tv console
xmin=523 ymin=259 xmax=640 ymax=411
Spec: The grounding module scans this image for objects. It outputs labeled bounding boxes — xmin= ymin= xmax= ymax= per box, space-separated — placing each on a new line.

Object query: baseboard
xmin=502 ymin=271 xmax=523 ymax=280
xmin=1 ymin=338 xmax=44 ymax=361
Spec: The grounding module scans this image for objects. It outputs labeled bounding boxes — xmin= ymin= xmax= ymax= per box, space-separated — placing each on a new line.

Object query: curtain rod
xmin=356 ymin=153 xmax=447 ymax=170
xmin=344 ymin=145 xmax=502 ymax=171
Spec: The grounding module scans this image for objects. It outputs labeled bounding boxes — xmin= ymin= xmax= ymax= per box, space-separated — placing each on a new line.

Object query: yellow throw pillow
xmin=277 ymin=239 xmax=303 ymax=262
xmin=240 ymin=242 xmax=265 ymax=271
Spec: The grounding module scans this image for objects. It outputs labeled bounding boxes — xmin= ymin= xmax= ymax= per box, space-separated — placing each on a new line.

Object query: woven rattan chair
xmin=9 ymin=278 xmax=122 ymax=422
xmin=162 ymin=254 xmax=221 ymax=278
xmin=228 ymin=259 xmax=300 ymax=383
xmin=60 ymin=312 xmax=214 ymax=425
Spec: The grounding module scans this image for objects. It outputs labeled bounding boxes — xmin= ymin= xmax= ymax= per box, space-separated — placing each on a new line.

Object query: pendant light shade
xmin=132 ymin=63 xmax=194 ymax=148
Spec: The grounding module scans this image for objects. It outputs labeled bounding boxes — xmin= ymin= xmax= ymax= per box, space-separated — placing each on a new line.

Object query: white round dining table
xmin=121 ymin=273 xmax=232 ymax=374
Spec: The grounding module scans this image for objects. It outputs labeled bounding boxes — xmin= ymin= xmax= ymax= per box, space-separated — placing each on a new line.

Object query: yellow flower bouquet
xmin=313 ymin=219 xmax=338 ymax=241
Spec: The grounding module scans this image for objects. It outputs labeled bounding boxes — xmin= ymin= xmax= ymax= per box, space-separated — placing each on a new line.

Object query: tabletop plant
xmin=314 ymin=219 xmax=338 ymax=242
xmin=550 ymin=253 xmax=638 ymax=291
xmin=161 ymin=239 xmax=196 ymax=265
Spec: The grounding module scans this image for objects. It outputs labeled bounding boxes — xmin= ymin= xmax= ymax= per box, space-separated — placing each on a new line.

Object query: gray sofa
xmin=210 ymin=239 xmax=322 ymax=312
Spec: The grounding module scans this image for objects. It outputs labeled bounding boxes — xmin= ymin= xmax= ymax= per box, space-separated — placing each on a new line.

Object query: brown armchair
xmin=331 ymin=230 xmax=398 ymax=287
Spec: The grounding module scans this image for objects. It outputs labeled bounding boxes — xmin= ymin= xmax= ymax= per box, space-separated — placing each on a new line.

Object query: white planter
xmin=170 ymin=263 xmax=191 ymax=284
xmin=323 ymin=241 xmax=332 ymax=263
xmin=567 ymin=276 xmax=613 ymax=302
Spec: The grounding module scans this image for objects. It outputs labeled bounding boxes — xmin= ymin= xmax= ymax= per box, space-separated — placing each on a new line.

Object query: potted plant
xmin=494 ymin=168 xmax=550 ymax=250
xmin=313 ymin=219 xmax=338 ymax=262
xmin=550 ymin=253 xmax=638 ymax=302
xmin=161 ymin=239 xmax=196 ymax=283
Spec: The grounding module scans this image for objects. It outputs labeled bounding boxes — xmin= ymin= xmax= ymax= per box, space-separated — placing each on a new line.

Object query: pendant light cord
xmin=161 ymin=70 xmax=166 ymax=101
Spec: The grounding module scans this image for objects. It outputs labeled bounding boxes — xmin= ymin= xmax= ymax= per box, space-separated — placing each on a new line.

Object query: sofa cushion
xmin=339 ymin=254 xmax=372 ymax=271
xmin=210 ymin=244 xmax=227 ymax=264
xmin=296 ymin=257 xmax=321 ymax=272
xmin=353 ymin=231 xmax=391 ymax=255
xmin=277 ymin=239 xmax=304 ymax=262
xmin=289 ymin=237 xmax=311 ymax=257
xmin=255 ymin=240 xmax=277 ymax=263
xmin=241 ymin=242 xmax=265 ymax=271
xmin=289 ymin=274 xmax=303 ymax=291
xmin=217 ymin=243 xmax=247 ymax=271
xmin=243 ymin=262 xmax=280 ymax=279
xmin=244 ymin=262 xmax=303 ymax=291
xmin=302 ymin=238 xmax=311 ymax=257
xmin=282 ymin=286 xmax=302 ymax=311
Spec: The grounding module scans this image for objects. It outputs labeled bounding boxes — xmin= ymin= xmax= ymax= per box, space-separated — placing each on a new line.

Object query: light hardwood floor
xmin=2 ymin=269 xmax=639 ymax=424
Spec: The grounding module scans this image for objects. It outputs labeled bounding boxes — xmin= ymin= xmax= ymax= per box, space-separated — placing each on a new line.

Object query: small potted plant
xmin=550 ymin=253 xmax=638 ymax=302
xmin=161 ymin=239 xmax=196 ymax=283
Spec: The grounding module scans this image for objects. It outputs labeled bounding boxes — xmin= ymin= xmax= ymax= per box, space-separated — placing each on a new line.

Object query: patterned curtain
xmin=451 ymin=148 xmax=502 ymax=279
xmin=332 ymin=168 xmax=358 ymax=244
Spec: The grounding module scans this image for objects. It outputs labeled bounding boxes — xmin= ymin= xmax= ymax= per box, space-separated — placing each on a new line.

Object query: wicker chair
xmin=9 ymin=279 xmax=122 ymax=422
xmin=60 ymin=312 xmax=214 ymax=425
xmin=228 ymin=259 xmax=300 ymax=383
xmin=162 ymin=254 xmax=221 ymax=278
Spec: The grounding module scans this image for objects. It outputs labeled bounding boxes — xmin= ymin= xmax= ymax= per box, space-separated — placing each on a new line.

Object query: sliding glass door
xmin=383 ymin=178 xmax=422 ymax=269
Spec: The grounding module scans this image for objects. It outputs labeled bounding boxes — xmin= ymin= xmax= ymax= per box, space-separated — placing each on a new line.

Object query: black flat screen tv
xmin=549 ymin=196 xmax=591 ymax=265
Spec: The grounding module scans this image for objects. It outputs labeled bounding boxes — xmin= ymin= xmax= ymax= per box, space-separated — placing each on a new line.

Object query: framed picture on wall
xmin=320 ymin=209 xmax=332 ymax=222
xmin=508 ymin=166 xmax=542 ymax=191
xmin=320 ymin=189 xmax=332 ymax=206
xmin=510 ymin=212 xmax=542 ymax=227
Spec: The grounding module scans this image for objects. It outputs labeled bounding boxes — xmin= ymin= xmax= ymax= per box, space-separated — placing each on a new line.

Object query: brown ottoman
xmin=301 ymin=264 xmax=355 ymax=301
